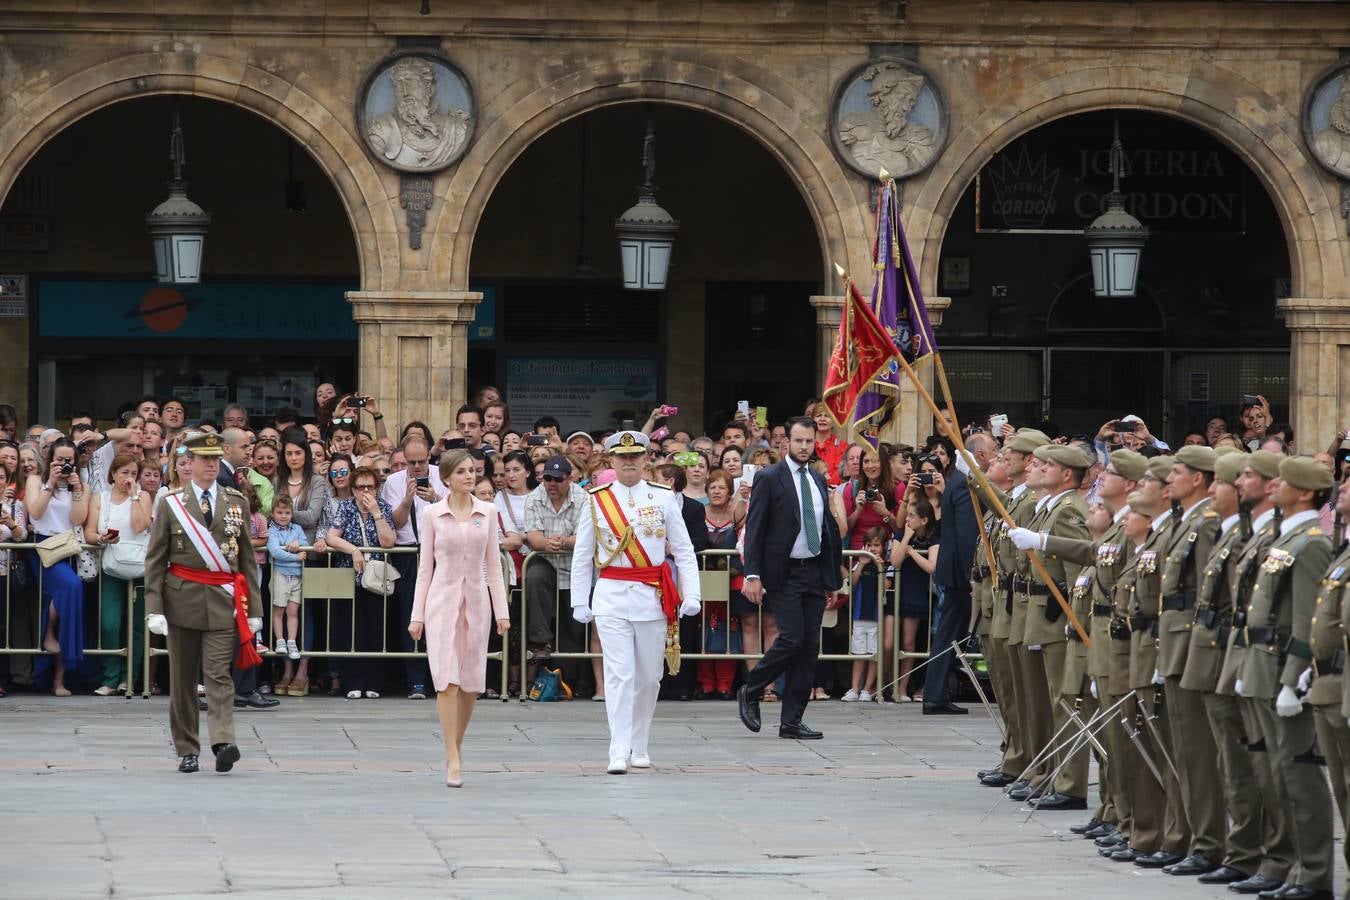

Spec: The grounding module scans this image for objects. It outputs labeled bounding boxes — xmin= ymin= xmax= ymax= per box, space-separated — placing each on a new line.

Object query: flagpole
xmin=835 ymin=264 xmax=1090 ymax=646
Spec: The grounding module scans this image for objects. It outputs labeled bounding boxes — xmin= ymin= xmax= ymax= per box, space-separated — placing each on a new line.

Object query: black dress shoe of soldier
xmin=178 ymin=755 xmax=199 ymax=773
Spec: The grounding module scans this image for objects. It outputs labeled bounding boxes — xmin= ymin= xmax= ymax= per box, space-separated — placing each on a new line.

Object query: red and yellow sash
xmin=592 ymin=487 xmax=680 ymax=623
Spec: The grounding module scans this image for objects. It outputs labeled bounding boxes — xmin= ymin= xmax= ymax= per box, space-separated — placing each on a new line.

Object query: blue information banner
xmin=38 ymin=280 xmax=360 ymax=340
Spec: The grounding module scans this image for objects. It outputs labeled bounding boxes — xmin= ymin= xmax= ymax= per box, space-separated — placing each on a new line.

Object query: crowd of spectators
xmin=0 ymin=388 xmax=1333 ymax=706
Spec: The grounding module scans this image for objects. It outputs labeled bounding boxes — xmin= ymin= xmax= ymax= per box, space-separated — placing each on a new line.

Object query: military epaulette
xmin=588 ymin=483 xmax=611 ymax=495
xmin=167 ymin=487 xmax=184 ymax=496
xmin=223 ymin=486 xmax=245 ymax=497
xmin=649 ymin=482 xmax=671 ymax=490
xmin=1203 ymin=510 xmax=1219 ymax=518
xmin=1310 ymin=528 xmax=1324 ymax=537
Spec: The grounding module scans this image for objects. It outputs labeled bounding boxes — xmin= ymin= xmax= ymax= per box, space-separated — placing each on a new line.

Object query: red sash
xmin=599 ymin=563 xmax=681 ymax=624
xmin=168 ymin=563 xmax=262 ymax=669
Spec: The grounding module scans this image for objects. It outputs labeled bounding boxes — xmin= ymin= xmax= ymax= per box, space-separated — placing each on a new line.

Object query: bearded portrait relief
xmin=831 ymin=59 xmax=947 ymax=180
xmin=1305 ymin=65 xmax=1350 ymax=179
xmin=359 ymin=54 xmax=475 ymax=174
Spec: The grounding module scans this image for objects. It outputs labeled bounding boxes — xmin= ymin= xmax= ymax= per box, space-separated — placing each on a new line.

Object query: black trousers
xmin=744 ymin=561 xmax=825 ymax=726
xmin=922 ymin=583 xmax=971 ymax=704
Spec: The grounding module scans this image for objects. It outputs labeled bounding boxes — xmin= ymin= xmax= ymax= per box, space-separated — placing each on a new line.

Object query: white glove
xmin=1235 ymin=678 xmax=1245 ymax=697
xmin=679 ymin=599 xmax=701 ymax=618
xmin=1008 ymin=527 xmax=1045 ymax=552
xmin=1151 ymin=669 xmax=1165 ymax=686
xmin=247 ymin=617 xmax=263 ymax=635
xmin=572 ymin=606 xmax=594 ymax=625
xmin=1297 ymin=667 xmax=1312 ymax=694
xmin=1276 ymin=684 xmax=1303 ymax=718
xmin=1090 ymin=680 xmax=1099 ymax=700
xmin=146 ymin=613 xmax=168 ymax=636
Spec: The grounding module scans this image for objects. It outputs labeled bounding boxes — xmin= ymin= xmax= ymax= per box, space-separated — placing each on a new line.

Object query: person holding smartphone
xmin=843 ymin=445 xmax=900 ymax=550
xmin=84 ymin=454 xmax=153 ymax=695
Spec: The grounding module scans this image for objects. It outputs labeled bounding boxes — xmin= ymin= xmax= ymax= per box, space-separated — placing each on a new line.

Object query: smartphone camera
xmin=415 ymin=476 xmax=430 ymax=488
xmin=349 ymin=396 xmax=368 ymax=408
xmin=526 ymin=435 xmax=549 ymax=447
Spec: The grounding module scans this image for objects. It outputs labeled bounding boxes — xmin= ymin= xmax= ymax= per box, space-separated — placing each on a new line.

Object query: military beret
xmin=183 ymin=431 xmax=224 ymax=458
xmin=1145 ymin=455 xmax=1174 ymax=482
xmin=1175 ymin=444 xmax=1217 ymax=473
xmin=1033 ymin=444 xmax=1092 ymax=469
xmin=1125 ymin=490 xmax=1160 ymax=517
xmin=1007 ymin=429 xmax=1050 ymax=453
xmin=1213 ymin=445 xmax=1244 ymax=458
xmin=1214 ymin=452 xmax=1245 ymax=486
xmin=1246 ymin=449 xmax=1282 ymax=480
xmin=1108 ymin=449 xmax=1148 ymax=482
xmin=1279 ymin=455 xmax=1333 ymax=492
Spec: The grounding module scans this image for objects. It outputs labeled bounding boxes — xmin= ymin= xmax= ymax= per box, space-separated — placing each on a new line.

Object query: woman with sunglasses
xmin=297 ymin=452 xmax=355 ymax=697
xmin=325 ymin=465 xmax=395 ymax=700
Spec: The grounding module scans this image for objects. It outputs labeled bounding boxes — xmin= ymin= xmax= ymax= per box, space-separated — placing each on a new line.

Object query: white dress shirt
xmin=380 ymin=468 xmax=447 ymax=545
xmin=788 ymin=459 xmax=826 ymax=559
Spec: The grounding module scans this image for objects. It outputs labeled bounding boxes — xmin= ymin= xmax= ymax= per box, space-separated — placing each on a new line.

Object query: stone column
xmin=347 ymin=290 xmax=482 ymax=432
xmin=1277 ymin=296 xmax=1350 ymax=454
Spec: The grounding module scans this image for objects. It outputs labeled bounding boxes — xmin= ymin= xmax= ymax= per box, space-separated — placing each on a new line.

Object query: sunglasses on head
xmin=331 ymin=417 xmax=356 ymax=426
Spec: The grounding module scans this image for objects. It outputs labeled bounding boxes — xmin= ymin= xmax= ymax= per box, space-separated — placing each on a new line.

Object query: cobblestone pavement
xmin=0 ymin=694 xmax=1335 ymax=898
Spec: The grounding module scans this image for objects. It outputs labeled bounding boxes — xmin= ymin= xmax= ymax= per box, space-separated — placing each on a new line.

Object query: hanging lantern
xmin=615 ymin=111 xmax=678 ymax=291
xmin=1085 ymin=118 xmax=1147 ymax=298
xmin=145 ymin=111 xmax=211 ymax=284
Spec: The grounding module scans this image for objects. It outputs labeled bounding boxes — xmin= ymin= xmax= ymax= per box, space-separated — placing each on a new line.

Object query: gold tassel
xmin=664 ymin=621 xmax=681 ymax=675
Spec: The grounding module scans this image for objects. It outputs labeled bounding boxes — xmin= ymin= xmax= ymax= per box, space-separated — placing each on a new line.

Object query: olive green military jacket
xmin=1129 ymin=517 xmax=1173 ymax=690
xmin=1157 ymin=498 xmax=1220 ymax=678
xmin=144 ymin=485 xmax=259 ymax=631
xmin=1107 ymin=547 xmax=1140 ymax=695
xmin=1215 ymin=513 xmax=1279 ymax=697
xmin=974 ymin=507 xmax=998 ymax=638
xmin=1021 ymin=490 xmax=1090 ymax=647
xmin=977 ymin=481 xmax=1037 ymax=646
xmin=1238 ymin=514 xmax=1332 ymax=701
xmin=1179 ymin=516 xmax=1246 ymax=693
xmin=1310 ymin=543 xmax=1350 ymax=708
xmin=1045 ymin=513 xmax=1132 ymax=680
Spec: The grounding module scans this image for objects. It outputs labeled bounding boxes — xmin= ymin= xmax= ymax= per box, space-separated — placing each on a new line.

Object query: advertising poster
xmin=506 ymin=357 xmax=657 ymax=434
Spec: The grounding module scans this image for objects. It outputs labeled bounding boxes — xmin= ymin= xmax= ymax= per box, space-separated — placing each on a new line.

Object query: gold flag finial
xmin=834 ymin=262 xmax=847 ymax=278
xmin=878 ymin=167 xmax=892 ymax=181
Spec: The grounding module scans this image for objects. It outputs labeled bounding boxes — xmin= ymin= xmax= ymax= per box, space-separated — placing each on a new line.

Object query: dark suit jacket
xmin=933 ymin=467 xmax=977 ymax=592
xmin=742 ymin=459 xmax=843 ymax=593
xmin=681 ymin=495 xmax=712 ymax=554
xmin=216 ymin=462 xmax=241 ymax=490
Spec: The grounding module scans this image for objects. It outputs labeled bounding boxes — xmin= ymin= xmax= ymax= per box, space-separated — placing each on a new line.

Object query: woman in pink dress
xmin=408 ymin=450 xmax=509 ymax=788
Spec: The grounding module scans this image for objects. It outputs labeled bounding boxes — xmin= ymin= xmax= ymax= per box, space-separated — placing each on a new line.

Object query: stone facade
xmin=1 ymin=1 xmax=1348 ymax=445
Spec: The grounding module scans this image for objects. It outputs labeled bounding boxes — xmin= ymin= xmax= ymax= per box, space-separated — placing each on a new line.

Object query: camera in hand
xmin=349 ymin=396 xmax=368 ymax=408
xmin=60 ymin=463 xmax=74 ymax=476
xmin=443 ymin=437 xmax=466 ymax=450
xmin=865 ymin=489 xmax=881 ymax=501
xmin=916 ymin=473 xmax=935 ymax=486
xmin=526 ymin=434 xmax=549 ymax=447
xmin=1114 ymin=419 xmax=1137 ymax=434
xmin=1241 ymin=394 xmax=1261 ymax=409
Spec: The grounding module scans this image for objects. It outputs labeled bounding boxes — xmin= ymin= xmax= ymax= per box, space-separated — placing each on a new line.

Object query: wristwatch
xmin=744 ymin=574 xmax=761 ymax=581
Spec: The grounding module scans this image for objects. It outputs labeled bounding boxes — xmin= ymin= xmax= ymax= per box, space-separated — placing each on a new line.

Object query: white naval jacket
xmin=569 ymin=479 xmax=701 ymax=621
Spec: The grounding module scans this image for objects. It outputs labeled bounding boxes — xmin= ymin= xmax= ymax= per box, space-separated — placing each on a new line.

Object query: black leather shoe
xmin=1228 ymin=874 xmax=1284 ymax=895
xmin=1199 ymin=867 xmax=1250 ymax=885
xmin=1005 ymin=778 xmax=1029 ymax=794
xmin=1164 ymin=853 xmax=1220 ymax=876
xmin=1259 ymin=887 xmax=1333 ymax=900
xmin=980 ymin=771 xmax=1017 ymax=787
xmin=1031 ymin=791 xmax=1087 ymax=811
xmin=779 ymin=721 xmax=823 ymax=740
xmin=1085 ymin=823 xmax=1118 ymax=840
xmin=1069 ymin=817 xmax=1103 ymax=835
xmin=1135 ymin=850 xmax=1185 ymax=868
xmin=977 ymin=766 xmax=1005 ymax=780
xmin=1109 ymin=846 xmax=1144 ymax=862
xmin=178 ymin=755 xmax=199 ymax=773
xmin=1094 ymin=834 xmax=1126 ymax=850
xmin=737 ymin=685 xmax=761 ymax=733
xmin=235 ymin=691 xmax=279 ymax=709
xmin=212 ymin=742 xmax=240 ymax=773
xmin=1007 ymin=782 xmax=1045 ymax=802
xmin=921 ymin=702 xmax=968 ymax=715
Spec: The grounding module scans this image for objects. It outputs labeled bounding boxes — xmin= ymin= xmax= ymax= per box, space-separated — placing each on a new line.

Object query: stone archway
xmin=0 ymin=50 xmax=397 ymax=290
xmin=428 ymin=51 xmax=872 ymax=294
xmin=905 ymin=59 xmax=1349 ymax=447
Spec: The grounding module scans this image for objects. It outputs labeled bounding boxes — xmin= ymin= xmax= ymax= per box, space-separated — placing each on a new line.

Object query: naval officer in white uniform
xmin=570 ymin=430 xmax=701 ymax=774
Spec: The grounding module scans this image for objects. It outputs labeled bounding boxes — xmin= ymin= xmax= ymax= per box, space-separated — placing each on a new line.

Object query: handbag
xmin=359 ymin=558 xmax=400 ymax=595
xmin=73 ymin=529 xmax=99 ymax=582
xmin=99 ymin=494 xmax=147 ymax=580
xmin=35 ymin=530 xmax=81 ymax=568
xmin=528 ymin=666 xmax=573 ymax=702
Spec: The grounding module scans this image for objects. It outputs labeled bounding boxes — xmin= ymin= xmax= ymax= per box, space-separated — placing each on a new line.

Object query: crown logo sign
xmin=985 ymin=144 xmax=1062 ymax=229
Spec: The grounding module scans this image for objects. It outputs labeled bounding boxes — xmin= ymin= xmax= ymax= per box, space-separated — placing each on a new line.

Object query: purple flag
xmin=852 ymin=179 xmax=937 ymax=438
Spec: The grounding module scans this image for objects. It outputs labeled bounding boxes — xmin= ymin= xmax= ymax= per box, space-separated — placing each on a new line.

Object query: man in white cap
xmin=570 ymin=429 xmax=701 ymax=774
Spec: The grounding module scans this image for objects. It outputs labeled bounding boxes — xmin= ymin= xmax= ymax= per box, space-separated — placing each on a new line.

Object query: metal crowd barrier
xmin=140 ymin=544 xmax=510 ymax=701
xmin=1 ymin=541 xmax=142 ymax=699
xmin=516 ymin=547 xmax=931 ymax=701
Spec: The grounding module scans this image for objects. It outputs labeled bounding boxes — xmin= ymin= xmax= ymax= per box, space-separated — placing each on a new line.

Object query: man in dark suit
xmin=737 ymin=416 xmax=843 ymax=739
xmin=922 ymin=438 xmax=978 ymax=714
xmin=217 ymin=427 xmax=279 ymax=709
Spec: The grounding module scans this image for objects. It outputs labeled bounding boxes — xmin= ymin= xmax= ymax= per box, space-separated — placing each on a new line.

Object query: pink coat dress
xmin=411 ymin=497 xmax=509 ymax=693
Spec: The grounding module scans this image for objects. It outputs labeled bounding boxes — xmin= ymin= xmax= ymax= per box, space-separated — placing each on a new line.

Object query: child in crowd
xmin=843 ymin=526 xmax=890 ymax=702
xmin=267 ymin=494 xmax=307 ymax=661
xmin=238 ymin=479 xmax=270 ymax=654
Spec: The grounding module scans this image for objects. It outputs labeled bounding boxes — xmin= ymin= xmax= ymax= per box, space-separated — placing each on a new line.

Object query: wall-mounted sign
xmin=0 ymin=274 xmax=27 ymax=318
xmin=1 ymin=216 xmax=49 ymax=252
xmin=506 ymin=357 xmax=657 ymax=434
xmin=976 ymin=112 xmax=1247 ymax=234
xmin=830 ymin=58 xmax=947 ymax=180
xmin=357 ymin=51 xmax=475 ymax=174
